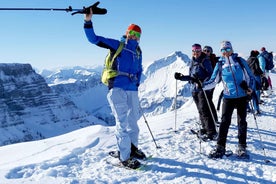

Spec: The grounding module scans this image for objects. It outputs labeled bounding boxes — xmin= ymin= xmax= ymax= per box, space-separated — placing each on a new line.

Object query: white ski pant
xmin=107 ymin=88 xmax=140 ymax=161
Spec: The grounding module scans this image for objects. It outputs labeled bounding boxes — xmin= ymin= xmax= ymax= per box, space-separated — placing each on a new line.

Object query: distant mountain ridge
xmin=0 ymin=63 xmax=105 ymax=146
xmin=41 ymin=51 xmax=193 ymax=117
xmin=3 ymin=51 xmax=274 ymax=146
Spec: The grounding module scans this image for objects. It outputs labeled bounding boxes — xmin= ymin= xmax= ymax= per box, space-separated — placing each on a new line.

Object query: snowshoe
xmin=191 ymin=129 xmax=217 ymax=142
xmin=121 ymin=158 xmax=141 ymax=169
xmin=109 ymin=149 xmax=146 ymax=160
xmin=200 ymin=133 xmax=217 ymax=142
xmin=109 ymin=151 xmax=120 ymax=158
xmin=208 ymin=145 xmax=226 ymax=159
xmin=236 ymin=147 xmax=250 ymax=159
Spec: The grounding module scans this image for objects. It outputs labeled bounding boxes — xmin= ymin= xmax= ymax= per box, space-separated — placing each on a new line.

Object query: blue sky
xmin=0 ymin=0 xmax=275 ymax=70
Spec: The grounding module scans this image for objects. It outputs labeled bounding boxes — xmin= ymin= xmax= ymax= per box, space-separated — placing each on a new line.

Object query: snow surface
xmin=0 ymin=74 xmax=275 ymax=184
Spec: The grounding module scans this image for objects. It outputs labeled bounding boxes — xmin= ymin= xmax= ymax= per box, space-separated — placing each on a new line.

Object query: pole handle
xmin=71 ymin=1 xmax=107 ymax=15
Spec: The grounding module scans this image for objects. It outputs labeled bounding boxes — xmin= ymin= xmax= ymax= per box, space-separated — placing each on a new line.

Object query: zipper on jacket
xmin=227 ymin=57 xmax=239 ymax=96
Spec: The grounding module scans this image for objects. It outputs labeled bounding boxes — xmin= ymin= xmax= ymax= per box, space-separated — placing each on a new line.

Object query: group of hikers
xmin=83 ymin=8 xmax=273 ymax=169
xmin=175 ymin=42 xmax=273 ymax=159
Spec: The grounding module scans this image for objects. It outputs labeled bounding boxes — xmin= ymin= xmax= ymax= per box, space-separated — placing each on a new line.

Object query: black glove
xmin=246 ymin=94 xmax=252 ymax=102
xmin=191 ymin=77 xmax=202 ymax=88
xmin=190 ymin=77 xmax=198 ymax=83
xmin=240 ymin=80 xmax=249 ymax=90
xmin=174 ymin=72 xmax=183 ymax=80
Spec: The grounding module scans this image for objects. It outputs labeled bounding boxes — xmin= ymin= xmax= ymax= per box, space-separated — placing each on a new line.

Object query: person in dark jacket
xmin=203 ymin=46 xmax=219 ymax=69
xmin=83 ymin=8 xmax=145 ymax=169
xmin=203 ymin=46 xmax=219 ymax=124
xmin=175 ymin=44 xmax=217 ymax=141
xmin=203 ymin=41 xmax=255 ymax=158
xmin=246 ymin=50 xmax=263 ymax=115
xmin=258 ymin=47 xmax=273 ymax=96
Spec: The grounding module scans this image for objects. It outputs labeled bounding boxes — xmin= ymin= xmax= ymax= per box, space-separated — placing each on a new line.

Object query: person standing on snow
xmin=175 ymin=44 xmax=217 ymax=141
xmin=246 ymin=50 xmax=263 ymax=115
xmin=83 ymin=8 xmax=145 ymax=169
xmin=258 ymin=47 xmax=273 ymax=97
xmin=203 ymin=46 xmax=219 ymax=124
xmin=202 ymin=41 xmax=255 ymax=159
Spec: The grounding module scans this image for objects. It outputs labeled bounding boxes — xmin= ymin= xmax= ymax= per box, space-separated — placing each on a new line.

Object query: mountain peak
xmin=144 ymin=51 xmax=190 ymax=76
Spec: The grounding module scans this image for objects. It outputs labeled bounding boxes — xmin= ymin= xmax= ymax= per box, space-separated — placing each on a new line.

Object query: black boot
xmin=236 ymin=144 xmax=249 ymax=158
xmin=121 ymin=157 xmax=141 ymax=169
xmin=200 ymin=132 xmax=217 ymax=141
xmin=130 ymin=143 xmax=146 ymax=159
xmin=208 ymin=145 xmax=225 ymax=159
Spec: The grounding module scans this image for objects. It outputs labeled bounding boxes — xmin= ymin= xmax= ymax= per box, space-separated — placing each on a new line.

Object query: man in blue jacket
xmin=203 ymin=41 xmax=255 ymax=159
xmin=83 ymin=8 xmax=145 ymax=169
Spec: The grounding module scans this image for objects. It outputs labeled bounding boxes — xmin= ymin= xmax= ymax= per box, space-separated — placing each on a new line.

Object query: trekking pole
xmin=0 ymin=1 xmax=107 ymax=16
xmin=196 ymin=121 xmax=202 ymax=154
xmin=174 ymin=79 xmax=178 ymax=132
xmin=198 ymin=81 xmax=218 ymax=133
xmin=217 ymin=90 xmax=224 ymax=111
xmin=140 ymin=108 xmax=161 ymax=149
xmin=249 ymin=101 xmax=270 ymax=163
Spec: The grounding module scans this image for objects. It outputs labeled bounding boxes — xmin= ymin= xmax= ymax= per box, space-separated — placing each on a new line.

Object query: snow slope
xmin=0 ymin=71 xmax=275 ymax=183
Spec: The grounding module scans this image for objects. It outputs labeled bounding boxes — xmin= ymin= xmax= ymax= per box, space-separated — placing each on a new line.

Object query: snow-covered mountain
xmin=40 ymin=51 xmax=193 ymax=118
xmin=2 ymin=51 xmax=275 ymax=147
xmin=139 ymin=51 xmax=192 ymax=115
xmin=40 ymin=66 xmax=114 ymax=124
xmin=0 ymin=64 xmax=105 ymax=146
xmin=1 ymin=51 xmax=194 ymax=147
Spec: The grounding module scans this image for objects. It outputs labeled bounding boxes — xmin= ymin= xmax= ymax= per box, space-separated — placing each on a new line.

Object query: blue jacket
xmin=203 ymin=53 xmax=255 ymax=99
xmin=84 ymin=21 xmax=142 ymax=91
xmin=257 ymin=52 xmax=266 ymax=72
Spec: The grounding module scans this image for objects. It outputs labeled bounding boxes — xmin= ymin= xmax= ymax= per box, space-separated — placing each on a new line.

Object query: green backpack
xmin=101 ymin=42 xmax=125 ymax=85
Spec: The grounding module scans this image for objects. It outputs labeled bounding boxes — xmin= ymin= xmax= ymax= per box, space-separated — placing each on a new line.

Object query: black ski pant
xmin=217 ymin=96 xmax=248 ymax=148
xmin=192 ymin=90 xmax=217 ymax=135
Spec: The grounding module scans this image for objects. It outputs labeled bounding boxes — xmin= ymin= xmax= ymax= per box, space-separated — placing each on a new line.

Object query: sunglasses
xmin=221 ymin=48 xmax=232 ymax=53
xmin=128 ymin=30 xmax=141 ymax=38
xmin=192 ymin=49 xmax=202 ymax=53
xmin=203 ymin=49 xmax=211 ymax=53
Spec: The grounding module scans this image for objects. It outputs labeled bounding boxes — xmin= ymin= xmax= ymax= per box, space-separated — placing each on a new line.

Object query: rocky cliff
xmin=0 ymin=63 xmax=104 ymax=146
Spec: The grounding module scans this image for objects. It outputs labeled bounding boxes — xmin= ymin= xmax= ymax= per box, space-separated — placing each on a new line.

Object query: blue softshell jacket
xmin=84 ymin=21 xmax=142 ymax=91
xmin=203 ymin=53 xmax=255 ymax=99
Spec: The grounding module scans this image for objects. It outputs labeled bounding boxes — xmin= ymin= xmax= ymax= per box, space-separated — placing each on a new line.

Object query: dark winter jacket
xmin=247 ymin=57 xmax=263 ymax=76
xmin=203 ymin=53 xmax=255 ymax=99
xmin=189 ymin=52 xmax=213 ymax=92
xmin=84 ymin=21 xmax=142 ymax=91
xmin=209 ymin=53 xmax=219 ymax=69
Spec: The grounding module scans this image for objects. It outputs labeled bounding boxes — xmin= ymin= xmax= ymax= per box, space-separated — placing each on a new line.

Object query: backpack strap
xmin=111 ymin=42 xmax=124 ymax=64
xmin=191 ymin=57 xmax=209 ymax=73
xmin=111 ymin=42 xmax=139 ymax=80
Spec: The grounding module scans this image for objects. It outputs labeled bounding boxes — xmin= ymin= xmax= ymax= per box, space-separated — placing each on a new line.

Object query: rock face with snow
xmin=41 ymin=66 xmax=114 ymax=124
xmin=0 ymin=63 xmax=103 ymax=146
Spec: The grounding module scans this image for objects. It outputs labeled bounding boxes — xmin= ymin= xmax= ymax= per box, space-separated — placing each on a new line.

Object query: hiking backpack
xmin=247 ymin=57 xmax=263 ymax=76
xmin=101 ymin=42 xmax=125 ymax=86
xmin=263 ymin=52 xmax=274 ymax=70
xmin=261 ymin=76 xmax=269 ymax=90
